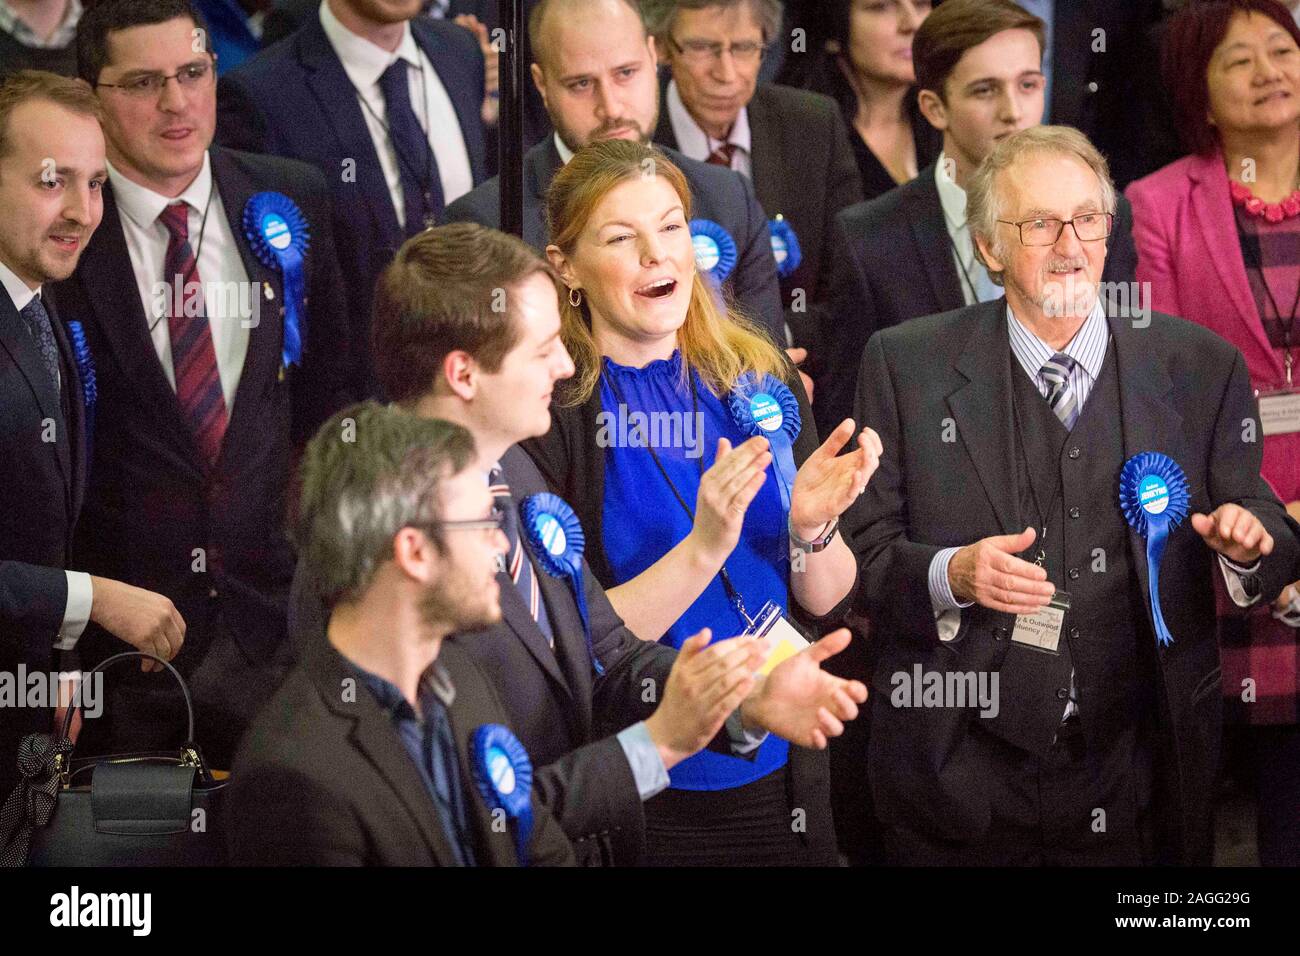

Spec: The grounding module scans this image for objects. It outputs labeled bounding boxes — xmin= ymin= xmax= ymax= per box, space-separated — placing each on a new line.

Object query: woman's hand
xmin=789 ymin=419 xmax=881 ymax=539
xmin=688 ymin=435 xmax=772 ymax=566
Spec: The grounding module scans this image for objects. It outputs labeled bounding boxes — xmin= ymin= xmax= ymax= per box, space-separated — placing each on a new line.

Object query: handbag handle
xmin=59 ymin=651 xmax=195 ymax=753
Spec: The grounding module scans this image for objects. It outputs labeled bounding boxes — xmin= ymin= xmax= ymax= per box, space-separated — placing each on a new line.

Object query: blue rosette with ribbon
xmin=689 ymin=218 xmax=737 ymax=286
xmin=768 ymin=215 xmax=802 ymax=279
xmin=243 ymin=191 xmax=310 ymax=368
xmin=726 ymin=373 xmax=802 ymax=515
xmin=1119 ymin=452 xmax=1190 ymax=647
xmin=519 ymin=492 xmax=605 ymax=676
xmin=470 ymin=724 xmax=534 ymax=866
xmin=66 ymin=320 xmax=96 ymax=454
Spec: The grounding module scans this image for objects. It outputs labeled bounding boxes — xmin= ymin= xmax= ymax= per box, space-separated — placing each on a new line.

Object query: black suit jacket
xmin=216 ymin=13 xmax=487 ymax=397
xmin=51 ymin=147 xmax=352 ymax=727
xmin=444 ymin=137 xmax=786 ymax=343
xmin=654 ymin=81 xmax=864 ymax=357
xmin=227 ymin=633 xmax=575 ymax=865
xmin=0 ymin=285 xmax=86 ymax=798
xmin=814 ymin=162 xmax=1140 ymax=438
xmin=846 ymin=297 xmax=1300 ymax=863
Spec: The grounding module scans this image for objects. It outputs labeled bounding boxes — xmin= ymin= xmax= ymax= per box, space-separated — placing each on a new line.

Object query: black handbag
xmin=0 ymin=651 xmax=229 ymax=867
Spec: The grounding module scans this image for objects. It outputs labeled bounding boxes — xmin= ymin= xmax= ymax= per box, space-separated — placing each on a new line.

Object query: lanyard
xmin=602 ymin=366 xmax=754 ymax=628
xmin=359 ymin=57 xmax=440 ymax=230
xmin=148 ymin=176 xmax=216 ymax=336
xmin=1237 ymin=220 xmax=1299 ymax=387
xmin=1009 ymin=372 xmax=1067 ymax=568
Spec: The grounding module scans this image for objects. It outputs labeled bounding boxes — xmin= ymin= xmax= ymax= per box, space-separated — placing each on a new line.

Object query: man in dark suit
xmin=646 ymin=0 xmax=863 ymax=376
xmin=0 ymin=70 xmax=183 ymax=799
xmin=293 ymin=223 xmax=868 ymax=864
xmin=216 ymin=0 xmax=487 ymax=397
xmin=444 ymin=0 xmax=786 ymax=344
xmin=229 ymin=402 xmax=575 ymax=865
xmin=847 ymin=124 xmax=1300 ymax=865
xmin=815 ymin=0 xmax=1139 ymax=439
xmin=52 ymin=0 xmax=352 ymax=768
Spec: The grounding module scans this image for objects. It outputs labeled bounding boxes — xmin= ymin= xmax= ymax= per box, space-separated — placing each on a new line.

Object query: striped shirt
xmin=0 ymin=0 xmax=81 ymax=49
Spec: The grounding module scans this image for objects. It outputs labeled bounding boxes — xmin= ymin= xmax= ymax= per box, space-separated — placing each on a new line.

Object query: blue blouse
xmin=600 ymin=350 xmax=792 ymax=791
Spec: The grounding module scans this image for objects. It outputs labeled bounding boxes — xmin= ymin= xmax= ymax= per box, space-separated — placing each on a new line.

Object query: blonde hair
xmin=545 ymin=139 xmax=785 ymax=404
xmin=966 ymin=125 xmax=1117 ymax=287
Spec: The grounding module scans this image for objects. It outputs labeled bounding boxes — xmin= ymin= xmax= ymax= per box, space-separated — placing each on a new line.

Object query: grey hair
xmin=296 ymin=402 xmax=477 ymax=608
xmin=642 ymin=0 xmax=784 ymax=44
xmin=966 ymin=125 xmax=1117 ymax=287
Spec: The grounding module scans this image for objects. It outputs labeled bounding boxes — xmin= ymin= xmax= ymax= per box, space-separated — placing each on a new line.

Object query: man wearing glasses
xmin=646 ymin=0 xmax=863 ymax=392
xmin=845 ymin=124 xmax=1300 ymax=866
xmin=49 ymin=0 xmax=353 ymax=771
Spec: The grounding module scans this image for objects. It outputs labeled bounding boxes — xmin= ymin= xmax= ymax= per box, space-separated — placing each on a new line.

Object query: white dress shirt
xmin=109 ymin=154 xmax=250 ymax=412
xmin=666 ymin=79 xmax=753 ymax=178
xmin=935 ymin=152 xmax=999 ymax=306
xmin=319 ymin=0 xmax=474 ymax=228
xmin=0 ymin=258 xmax=91 ymax=648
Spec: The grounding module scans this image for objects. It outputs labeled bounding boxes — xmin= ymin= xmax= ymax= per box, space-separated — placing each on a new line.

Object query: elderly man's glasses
xmin=997 ymin=213 xmax=1114 ymax=247
xmin=97 ymin=58 xmax=216 ymax=98
xmin=668 ymin=36 xmax=766 ymax=65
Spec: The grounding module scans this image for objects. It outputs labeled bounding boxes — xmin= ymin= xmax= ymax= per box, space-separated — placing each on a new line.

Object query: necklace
xmin=1229 ymin=178 xmax=1300 ymax=223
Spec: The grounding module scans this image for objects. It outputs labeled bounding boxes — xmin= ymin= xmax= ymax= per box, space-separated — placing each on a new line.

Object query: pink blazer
xmin=1126 ymin=152 xmax=1300 ymax=505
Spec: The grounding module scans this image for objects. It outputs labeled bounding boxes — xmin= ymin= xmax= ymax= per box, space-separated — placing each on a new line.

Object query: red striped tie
xmin=159 ymin=203 xmax=227 ymax=468
xmin=707 ymin=142 xmax=737 ymax=167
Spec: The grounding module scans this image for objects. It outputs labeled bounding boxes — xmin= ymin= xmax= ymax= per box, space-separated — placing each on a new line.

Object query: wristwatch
xmin=789 ymin=516 xmax=839 ymax=554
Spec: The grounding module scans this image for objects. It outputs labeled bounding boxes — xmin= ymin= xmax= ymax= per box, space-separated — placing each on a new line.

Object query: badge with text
xmin=741 ymin=599 xmax=811 ymax=675
xmin=689 ymin=218 xmax=737 ymax=285
xmin=1257 ymin=386 xmax=1300 ymax=436
xmin=1012 ymin=591 xmax=1072 ymax=654
xmin=1119 ymin=452 xmax=1190 ymax=646
xmin=470 ymin=724 xmax=534 ymax=866
xmin=519 ymin=493 xmax=604 ymax=675
xmin=243 ymin=191 xmax=310 ymax=368
xmin=726 ymin=374 xmax=802 ymax=514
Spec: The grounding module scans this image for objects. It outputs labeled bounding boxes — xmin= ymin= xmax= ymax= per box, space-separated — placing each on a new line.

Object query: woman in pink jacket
xmin=1127 ymin=0 xmax=1300 ymax=865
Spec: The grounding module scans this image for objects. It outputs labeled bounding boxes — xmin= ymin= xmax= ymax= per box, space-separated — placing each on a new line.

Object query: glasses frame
xmin=96 ymin=55 xmax=218 ymax=97
xmin=667 ymin=35 xmax=768 ymax=64
xmin=411 ymin=504 xmax=508 ymax=536
xmin=995 ymin=213 xmax=1115 ymax=247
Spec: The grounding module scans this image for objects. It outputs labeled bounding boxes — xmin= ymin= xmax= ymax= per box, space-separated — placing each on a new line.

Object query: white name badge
xmin=742 ymin=600 xmax=812 ymax=675
xmin=1258 ymin=388 xmax=1300 ymax=436
xmin=1011 ymin=590 xmax=1071 ymax=654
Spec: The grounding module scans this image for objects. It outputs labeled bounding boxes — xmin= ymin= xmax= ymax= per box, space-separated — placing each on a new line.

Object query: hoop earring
xmin=568 ymin=287 xmax=583 ymax=308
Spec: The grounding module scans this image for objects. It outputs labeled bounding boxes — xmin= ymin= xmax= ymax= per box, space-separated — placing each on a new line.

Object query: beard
xmin=553 ymin=102 xmax=658 ymax=154
xmin=419 ymin=572 xmax=501 ymax=634
xmin=1025 ymin=258 xmax=1098 ymax=320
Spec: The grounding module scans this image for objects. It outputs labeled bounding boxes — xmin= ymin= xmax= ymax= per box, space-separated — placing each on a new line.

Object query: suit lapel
xmin=947 ymin=300 xmax=1023 ymax=534
xmin=412 ymin=19 xmax=485 ymax=184
xmin=0 ymin=290 xmax=71 ymax=497
xmin=524 ymin=140 xmax=561 ymax=247
xmin=535 ymin=566 xmax=595 ymax=732
xmin=904 ymin=169 xmax=966 ymax=313
xmin=46 ymin=298 xmax=85 ymax=518
xmin=498 ymin=565 xmax=574 ymax=699
xmin=746 ymin=88 xmax=783 ymax=215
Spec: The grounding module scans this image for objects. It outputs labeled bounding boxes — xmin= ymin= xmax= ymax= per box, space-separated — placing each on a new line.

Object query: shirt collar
xmin=554 ymin=131 xmax=575 ymax=166
xmin=934 ymin=151 xmax=969 ymax=239
xmin=108 ymin=151 xmax=214 ymax=232
xmin=0 ymin=0 xmax=83 ymax=49
xmin=666 ymin=78 xmax=750 ymax=163
xmin=1007 ymin=296 xmax=1109 ymax=382
xmin=319 ymin=0 xmax=420 ymax=91
xmin=349 ymin=657 xmax=456 ymax=720
xmin=0 ymin=257 xmax=38 ymax=312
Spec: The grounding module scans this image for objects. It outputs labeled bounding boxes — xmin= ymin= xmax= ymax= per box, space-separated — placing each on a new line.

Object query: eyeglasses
xmin=668 ymin=36 xmax=767 ymax=65
xmin=97 ymin=58 xmax=216 ymax=98
xmin=996 ymin=213 xmax=1114 ymax=247
xmin=415 ymin=505 xmax=508 ymax=536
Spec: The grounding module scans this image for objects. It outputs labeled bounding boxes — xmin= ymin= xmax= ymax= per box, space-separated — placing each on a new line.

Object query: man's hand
xmin=739 ymin=629 xmax=866 ymax=749
xmin=454 ymin=14 xmax=500 ymax=126
xmin=88 ymin=576 xmax=185 ymax=672
xmin=948 ymin=526 xmax=1056 ymax=614
xmin=1190 ymin=504 xmax=1274 ymax=566
xmin=644 ymin=630 xmax=767 ymax=770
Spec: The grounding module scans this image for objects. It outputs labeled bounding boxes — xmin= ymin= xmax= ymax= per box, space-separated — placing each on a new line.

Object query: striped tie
xmin=488 ymin=465 xmax=555 ymax=648
xmin=159 ymin=202 xmax=227 ymax=468
xmin=707 ymin=142 xmax=737 ymax=167
xmin=1040 ymin=352 xmax=1080 ymax=430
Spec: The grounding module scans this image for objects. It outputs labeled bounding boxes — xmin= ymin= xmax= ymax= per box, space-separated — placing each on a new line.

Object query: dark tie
xmin=422 ymin=690 xmax=476 ymax=866
xmin=159 ymin=202 xmax=227 ymax=468
xmin=19 ymin=295 xmax=60 ymax=395
xmin=1040 ymin=352 xmax=1080 ymax=430
xmin=707 ymin=142 xmax=737 ymax=167
xmin=488 ymin=465 xmax=555 ymax=647
xmin=378 ymin=58 xmax=445 ymax=235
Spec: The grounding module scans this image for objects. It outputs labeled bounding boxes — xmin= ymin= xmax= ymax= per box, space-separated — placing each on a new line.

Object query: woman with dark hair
xmin=526 ymin=139 xmax=877 ymax=865
xmin=1126 ymin=0 xmax=1300 ymax=866
xmin=780 ymin=0 xmax=938 ymax=199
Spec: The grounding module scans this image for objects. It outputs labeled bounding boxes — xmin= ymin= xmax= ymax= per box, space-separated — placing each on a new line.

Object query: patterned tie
xmin=707 ymin=142 xmax=737 ymax=168
xmin=159 ymin=202 xmax=227 ymax=468
xmin=488 ymin=465 xmax=555 ymax=647
xmin=19 ymin=295 xmax=60 ymax=395
xmin=1040 ymin=352 xmax=1080 ymax=430
xmin=378 ymin=58 xmax=445 ymax=235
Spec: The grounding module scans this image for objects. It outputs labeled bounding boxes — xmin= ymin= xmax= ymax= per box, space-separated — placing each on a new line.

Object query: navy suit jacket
xmin=444 ymin=137 xmax=786 ymax=343
xmin=216 ymin=13 xmax=487 ymax=397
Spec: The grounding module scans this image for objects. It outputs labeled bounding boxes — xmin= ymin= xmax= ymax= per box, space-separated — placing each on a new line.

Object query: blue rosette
xmin=768 ymin=215 xmax=802 ymax=279
xmin=1119 ymin=452 xmax=1190 ymax=647
xmin=519 ymin=492 xmax=605 ymax=675
xmin=726 ymin=373 xmax=802 ymax=515
xmin=689 ymin=218 xmax=737 ymax=285
xmin=66 ymin=320 xmax=96 ymax=455
xmin=470 ymin=723 xmax=534 ymax=866
xmin=243 ymin=191 xmax=310 ymax=368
